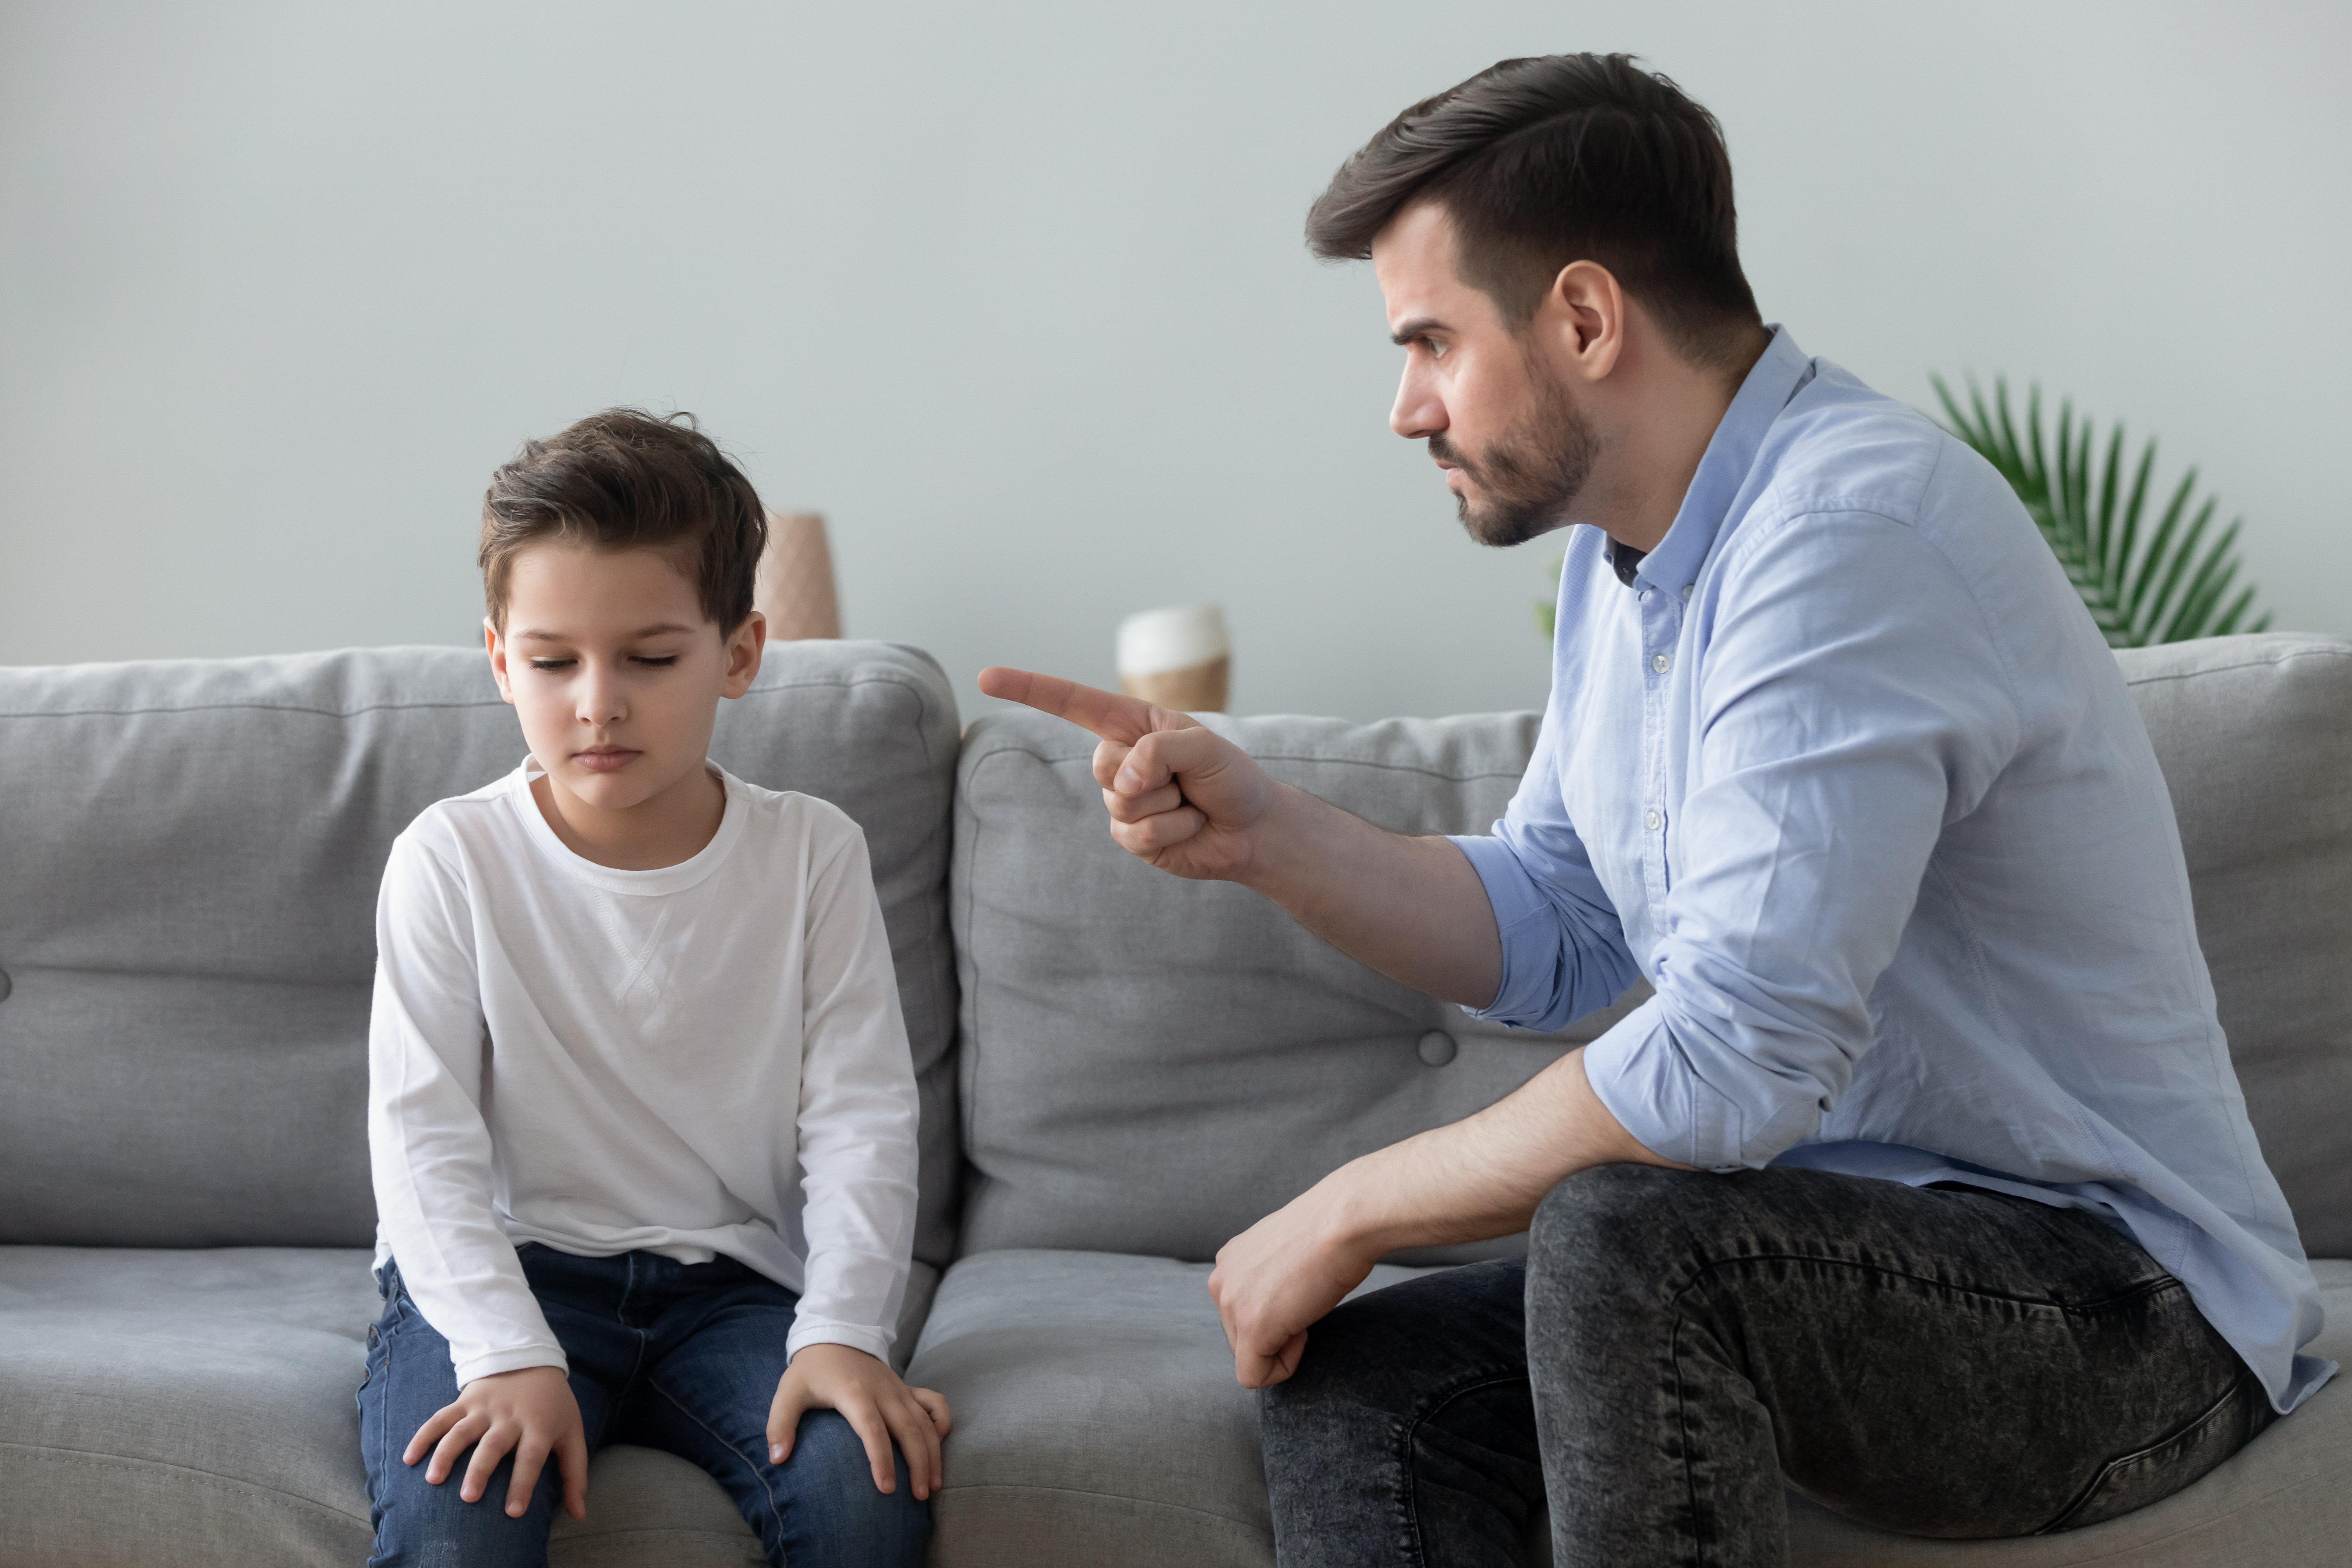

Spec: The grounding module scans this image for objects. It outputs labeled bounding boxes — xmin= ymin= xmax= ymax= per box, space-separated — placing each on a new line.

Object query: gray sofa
xmin=2 ymin=633 xmax=2344 ymax=1567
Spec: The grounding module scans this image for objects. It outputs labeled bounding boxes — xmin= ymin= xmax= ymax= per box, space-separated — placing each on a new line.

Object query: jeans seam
xmin=2037 ymin=1372 xmax=2248 ymax=1533
xmin=1402 ymin=1371 xmax=1527 ymax=1568
xmin=1665 ymin=1249 xmax=2180 ymax=1320
xmin=649 ymin=1375 xmax=789 ymax=1543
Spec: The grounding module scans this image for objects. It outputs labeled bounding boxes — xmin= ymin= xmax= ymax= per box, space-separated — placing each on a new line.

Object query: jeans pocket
xmin=2041 ymin=1374 xmax=2269 ymax=1533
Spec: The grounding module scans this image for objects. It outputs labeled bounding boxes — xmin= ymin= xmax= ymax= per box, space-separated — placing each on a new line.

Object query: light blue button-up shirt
xmin=1454 ymin=327 xmax=2332 ymax=1413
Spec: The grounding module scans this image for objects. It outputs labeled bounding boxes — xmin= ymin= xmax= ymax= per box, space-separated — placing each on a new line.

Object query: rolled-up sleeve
xmin=1449 ymin=699 xmax=1643 ymax=1032
xmin=1584 ymin=511 xmax=2022 ymax=1170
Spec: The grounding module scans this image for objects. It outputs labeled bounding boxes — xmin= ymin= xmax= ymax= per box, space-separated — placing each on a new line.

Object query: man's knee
xmin=1528 ymin=1162 xmax=1703 ymax=1308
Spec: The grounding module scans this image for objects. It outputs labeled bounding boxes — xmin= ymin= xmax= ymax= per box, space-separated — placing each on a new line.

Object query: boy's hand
xmin=403 ymin=1364 xmax=588 ymax=1520
xmin=768 ymin=1342 xmax=953 ymax=1500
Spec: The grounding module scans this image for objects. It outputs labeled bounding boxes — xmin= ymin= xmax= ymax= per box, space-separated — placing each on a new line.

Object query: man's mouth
xmin=574 ymin=746 xmax=640 ymax=773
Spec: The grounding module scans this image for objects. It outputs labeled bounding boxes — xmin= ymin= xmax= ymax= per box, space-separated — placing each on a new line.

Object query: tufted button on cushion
xmin=1415 ymin=1029 xmax=1458 ymax=1067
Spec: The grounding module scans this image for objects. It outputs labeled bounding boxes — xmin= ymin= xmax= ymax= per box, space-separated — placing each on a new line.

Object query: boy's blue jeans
xmin=357 ymin=1242 xmax=929 ymax=1568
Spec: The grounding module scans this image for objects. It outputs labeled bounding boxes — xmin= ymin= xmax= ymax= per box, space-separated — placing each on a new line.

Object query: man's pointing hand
xmin=976 ymin=667 xmax=1279 ymax=882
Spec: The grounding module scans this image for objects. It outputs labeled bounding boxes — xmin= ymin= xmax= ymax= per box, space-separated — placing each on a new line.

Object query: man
xmin=980 ymin=53 xmax=2330 ymax=1566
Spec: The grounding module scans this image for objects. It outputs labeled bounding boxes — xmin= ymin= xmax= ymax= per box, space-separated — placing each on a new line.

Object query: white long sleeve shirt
xmin=367 ymin=760 xmax=920 ymax=1387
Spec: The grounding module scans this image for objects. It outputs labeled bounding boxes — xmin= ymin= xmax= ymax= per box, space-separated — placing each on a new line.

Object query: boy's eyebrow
xmin=514 ymin=623 xmax=700 ymax=642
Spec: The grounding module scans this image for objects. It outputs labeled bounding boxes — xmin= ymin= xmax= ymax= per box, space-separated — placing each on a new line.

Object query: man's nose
xmin=1391 ymin=364 xmax=1444 ymax=441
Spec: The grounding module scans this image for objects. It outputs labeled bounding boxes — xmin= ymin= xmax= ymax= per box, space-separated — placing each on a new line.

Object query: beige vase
xmin=755 ymin=510 xmax=842 ymax=640
xmin=1117 ymin=605 xmax=1230 ymax=712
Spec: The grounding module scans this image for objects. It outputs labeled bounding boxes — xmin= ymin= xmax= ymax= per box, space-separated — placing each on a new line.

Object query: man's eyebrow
xmin=1390 ymin=316 xmax=1447 ymax=346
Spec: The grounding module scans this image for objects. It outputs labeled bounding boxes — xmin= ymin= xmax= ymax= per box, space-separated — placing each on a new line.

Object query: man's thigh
xmin=1260 ymin=1257 xmax=1542 ymax=1568
xmin=1527 ymin=1164 xmax=2268 ymax=1542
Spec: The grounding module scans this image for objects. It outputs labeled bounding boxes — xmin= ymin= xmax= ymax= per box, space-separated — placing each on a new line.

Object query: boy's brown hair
xmin=479 ymin=409 xmax=768 ymax=631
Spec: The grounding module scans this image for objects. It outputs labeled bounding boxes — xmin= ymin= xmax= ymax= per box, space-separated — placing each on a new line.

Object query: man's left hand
xmin=1206 ymin=1178 xmax=1382 ymax=1388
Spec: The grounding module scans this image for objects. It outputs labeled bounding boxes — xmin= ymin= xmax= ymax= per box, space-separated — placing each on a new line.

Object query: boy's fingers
xmin=766 ymin=1376 xmax=808 ymax=1464
xmin=839 ymin=1395 xmax=899 ymax=1493
xmin=404 ymin=1404 xmax=461 ymax=1467
xmin=887 ymin=1398 xmax=940 ymax=1500
xmin=912 ymin=1385 xmax=953 ymax=1436
xmin=557 ymin=1423 xmax=590 ymax=1520
xmin=459 ymin=1420 xmax=515 ymax=1502
xmin=427 ymin=1413 xmax=488 ymax=1483
xmin=506 ymin=1434 xmax=550 ymax=1517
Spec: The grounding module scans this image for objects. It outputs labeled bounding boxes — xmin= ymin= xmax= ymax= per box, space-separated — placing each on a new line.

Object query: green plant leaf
xmin=1932 ymin=376 xmax=2266 ymax=647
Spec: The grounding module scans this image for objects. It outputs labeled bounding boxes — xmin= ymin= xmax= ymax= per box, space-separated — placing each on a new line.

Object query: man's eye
xmin=528 ymin=658 xmax=576 ymax=671
xmin=1425 ymin=338 xmax=1447 ymax=360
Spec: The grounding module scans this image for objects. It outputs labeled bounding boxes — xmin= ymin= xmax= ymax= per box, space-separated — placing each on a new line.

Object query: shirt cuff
xmin=786 ymin=1319 xmax=895 ymax=1366
xmin=1581 ymin=1000 xmax=1745 ymax=1172
xmin=451 ymin=1344 xmax=570 ymax=1389
xmin=1446 ymin=834 xmax=1552 ymax=1019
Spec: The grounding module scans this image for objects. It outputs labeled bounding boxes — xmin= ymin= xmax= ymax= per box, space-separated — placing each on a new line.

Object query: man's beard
xmin=1430 ymin=359 xmax=1598 ymax=548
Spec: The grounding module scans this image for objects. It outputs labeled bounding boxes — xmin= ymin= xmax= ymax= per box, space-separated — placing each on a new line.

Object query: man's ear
xmin=1543 ymin=260 xmax=1627 ymax=385
xmin=485 ymin=618 xmax=517 ymax=706
xmin=721 ymin=610 xmax=768 ymax=700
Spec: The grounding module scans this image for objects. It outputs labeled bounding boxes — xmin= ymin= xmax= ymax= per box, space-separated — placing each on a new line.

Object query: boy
xmin=358 ymin=409 xmax=945 ymax=1567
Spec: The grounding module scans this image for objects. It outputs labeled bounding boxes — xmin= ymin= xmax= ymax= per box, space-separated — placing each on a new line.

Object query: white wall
xmin=4 ymin=0 xmax=2345 ymax=719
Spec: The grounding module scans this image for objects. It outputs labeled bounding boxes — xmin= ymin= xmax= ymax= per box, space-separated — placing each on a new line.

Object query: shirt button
xmin=1645 ymin=809 xmax=1662 ymax=831
xmin=1651 ymin=653 xmax=1672 ymax=673
xmin=1681 ymin=584 xmax=1694 ymax=600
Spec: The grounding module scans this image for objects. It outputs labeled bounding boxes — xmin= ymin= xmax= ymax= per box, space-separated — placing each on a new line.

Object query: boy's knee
xmin=369 ymin=1463 xmax=555 ymax=1568
xmin=780 ymin=1411 xmax=931 ymax=1557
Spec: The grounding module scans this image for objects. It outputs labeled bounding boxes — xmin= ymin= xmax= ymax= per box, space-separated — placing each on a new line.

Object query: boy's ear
xmin=486 ymin=618 xmax=518 ymax=706
xmin=721 ymin=610 xmax=768 ymax=700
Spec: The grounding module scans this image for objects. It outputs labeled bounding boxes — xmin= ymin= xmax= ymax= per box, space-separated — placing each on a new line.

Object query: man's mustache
xmin=1428 ymin=434 xmax=1472 ymax=476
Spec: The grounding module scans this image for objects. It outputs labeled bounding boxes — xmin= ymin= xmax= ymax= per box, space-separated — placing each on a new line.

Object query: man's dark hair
xmin=1306 ymin=54 xmax=1763 ymax=370
xmin=479 ymin=409 xmax=768 ymax=631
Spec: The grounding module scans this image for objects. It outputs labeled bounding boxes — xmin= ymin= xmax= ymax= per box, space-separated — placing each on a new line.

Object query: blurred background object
xmin=756 ymin=510 xmax=843 ymax=641
xmin=1117 ymin=604 xmax=1230 ymax=712
xmin=1 ymin=0 xmax=2343 ymax=717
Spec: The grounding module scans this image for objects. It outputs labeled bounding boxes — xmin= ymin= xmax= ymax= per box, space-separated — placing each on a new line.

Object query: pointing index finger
xmin=978 ymin=666 xmax=1156 ymax=745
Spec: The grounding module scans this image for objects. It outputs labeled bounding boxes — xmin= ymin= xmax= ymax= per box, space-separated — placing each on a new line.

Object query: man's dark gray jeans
xmin=1259 ymin=1165 xmax=2273 ymax=1567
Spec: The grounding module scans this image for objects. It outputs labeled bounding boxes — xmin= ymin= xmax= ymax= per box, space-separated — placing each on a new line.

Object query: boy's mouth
xmin=574 ymin=746 xmax=641 ymax=773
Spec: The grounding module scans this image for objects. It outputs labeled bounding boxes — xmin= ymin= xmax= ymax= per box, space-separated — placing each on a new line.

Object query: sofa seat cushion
xmin=907 ymin=1248 xmax=1521 ymax=1568
xmin=914 ymin=1251 xmax=2348 ymax=1568
xmin=0 ymin=1245 xmax=822 ymax=1566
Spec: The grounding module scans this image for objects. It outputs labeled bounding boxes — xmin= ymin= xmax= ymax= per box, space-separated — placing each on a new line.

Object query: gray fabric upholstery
xmin=0 ymin=1244 xmax=939 ymax=1564
xmin=910 ymin=1250 xmax=2352 ymax=1568
xmin=952 ymin=711 xmax=1646 ymax=1264
xmin=0 ymin=641 xmax=963 ymax=1266
xmin=906 ymin=1249 xmax=1447 ymax=1568
xmin=0 ymin=1246 xmax=762 ymax=1565
xmin=2115 ymin=635 xmax=2352 ymax=1256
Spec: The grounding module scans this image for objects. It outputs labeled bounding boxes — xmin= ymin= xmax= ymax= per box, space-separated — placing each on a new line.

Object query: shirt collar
xmin=1625 ymin=324 xmax=1812 ymax=596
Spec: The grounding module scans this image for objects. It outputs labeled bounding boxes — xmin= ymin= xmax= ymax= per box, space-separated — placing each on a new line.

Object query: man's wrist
xmin=1228 ymin=782 xmax=1324 ymax=897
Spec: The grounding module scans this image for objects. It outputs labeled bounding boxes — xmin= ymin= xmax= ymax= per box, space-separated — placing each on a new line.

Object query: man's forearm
xmin=1235 ymin=782 xmax=1502 ymax=1007
xmin=1328 ymin=1047 xmax=1689 ymax=1254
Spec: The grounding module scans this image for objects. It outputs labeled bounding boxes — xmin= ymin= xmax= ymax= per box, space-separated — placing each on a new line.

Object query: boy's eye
xmin=633 ymin=655 xmax=680 ymax=667
xmin=528 ymin=658 xmax=576 ymax=671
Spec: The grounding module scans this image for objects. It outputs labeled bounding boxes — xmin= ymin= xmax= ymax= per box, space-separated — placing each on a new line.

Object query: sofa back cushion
xmin=952 ymin=709 xmax=1648 ymax=1265
xmin=952 ymin=632 xmax=2352 ymax=1262
xmin=0 ymin=641 xmax=962 ymax=1261
xmin=2118 ymin=634 xmax=2352 ymax=1256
